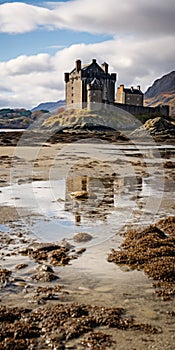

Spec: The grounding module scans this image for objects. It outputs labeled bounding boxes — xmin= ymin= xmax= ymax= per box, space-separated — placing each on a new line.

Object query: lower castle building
xmin=116 ymin=84 xmax=143 ymax=106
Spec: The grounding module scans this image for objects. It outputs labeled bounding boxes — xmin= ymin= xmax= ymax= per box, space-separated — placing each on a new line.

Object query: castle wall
xmin=113 ymin=102 xmax=169 ymax=117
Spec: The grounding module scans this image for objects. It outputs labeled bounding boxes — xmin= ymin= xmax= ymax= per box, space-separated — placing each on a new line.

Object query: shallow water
xmin=0 ymin=223 xmax=9 ymax=232
xmin=0 ymin=143 xmax=174 ymax=246
xmin=0 ymin=172 xmax=169 ymax=244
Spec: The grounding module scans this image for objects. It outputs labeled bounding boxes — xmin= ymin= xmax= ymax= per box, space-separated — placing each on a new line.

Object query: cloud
xmin=0 ymin=0 xmax=174 ymax=37
xmin=0 ymin=0 xmax=174 ymax=108
xmin=0 ymin=2 xmax=57 ymax=33
xmin=0 ymin=54 xmax=52 ymax=76
xmin=52 ymin=0 xmax=175 ymax=37
xmin=0 ymin=34 xmax=174 ymax=109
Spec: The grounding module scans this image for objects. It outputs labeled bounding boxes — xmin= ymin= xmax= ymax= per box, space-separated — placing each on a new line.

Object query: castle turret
xmin=87 ymin=78 xmax=102 ymax=110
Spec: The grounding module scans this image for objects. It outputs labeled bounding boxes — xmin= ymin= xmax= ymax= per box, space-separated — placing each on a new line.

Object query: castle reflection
xmin=65 ymin=174 xmax=115 ymax=225
xmin=64 ymin=161 xmax=144 ymax=225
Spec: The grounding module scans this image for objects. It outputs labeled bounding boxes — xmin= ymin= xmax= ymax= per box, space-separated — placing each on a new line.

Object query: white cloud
xmin=0 ymin=2 xmax=59 ymax=33
xmin=0 ymin=34 xmax=174 ymax=109
xmin=0 ymin=0 xmax=174 ymax=108
xmin=0 ymin=0 xmax=174 ymax=36
xmin=0 ymin=54 xmax=52 ymax=76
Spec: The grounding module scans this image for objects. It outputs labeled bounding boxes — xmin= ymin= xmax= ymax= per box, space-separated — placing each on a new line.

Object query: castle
xmin=64 ymin=59 xmax=169 ymax=116
xmin=64 ymin=58 xmax=116 ymax=109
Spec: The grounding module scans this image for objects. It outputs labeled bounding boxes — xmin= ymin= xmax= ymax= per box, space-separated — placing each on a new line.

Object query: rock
xmin=31 ymin=271 xmax=59 ymax=282
xmin=76 ymin=248 xmax=86 ymax=254
xmin=131 ymin=117 xmax=175 ymax=138
xmin=36 ymin=264 xmax=54 ymax=273
xmin=73 ymin=233 xmax=93 ymax=242
xmin=0 ymin=268 xmax=12 ymax=283
xmin=29 ymin=242 xmax=61 ymax=252
xmin=15 ymin=263 xmax=28 ymax=270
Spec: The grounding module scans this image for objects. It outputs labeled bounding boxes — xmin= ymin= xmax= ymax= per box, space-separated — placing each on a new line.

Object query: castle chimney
xmin=64 ymin=72 xmax=69 ymax=83
xmin=120 ymin=84 xmax=124 ymax=91
xmin=75 ymin=59 xmax=81 ymax=72
xmin=137 ymin=85 xmax=140 ymax=91
xmin=92 ymin=59 xmax=96 ymax=64
xmin=131 ymin=86 xmax=134 ymax=92
xmin=101 ymin=62 xmax=108 ymax=74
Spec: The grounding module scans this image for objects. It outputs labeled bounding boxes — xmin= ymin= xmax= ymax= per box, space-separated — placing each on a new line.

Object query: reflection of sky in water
xmin=0 ymin=178 xmax=135 ymax=243
xmin=1 ymin=143 xmax=174 ymax=243
xmin=0 ymin=171 xmax=169 ymax=244
xmin=0 ymin=223 xmax=9 ymax=232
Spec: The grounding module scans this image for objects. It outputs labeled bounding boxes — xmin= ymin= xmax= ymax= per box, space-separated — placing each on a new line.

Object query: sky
xmin=0 ymin=0 xmax=174 ymax=109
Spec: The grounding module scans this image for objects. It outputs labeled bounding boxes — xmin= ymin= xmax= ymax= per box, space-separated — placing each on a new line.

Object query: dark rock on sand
xmin=73 ymin=232 xmax=93 ymax=243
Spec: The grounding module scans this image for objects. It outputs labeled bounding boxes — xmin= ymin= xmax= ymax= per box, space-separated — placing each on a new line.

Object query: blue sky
xmin=0 ymin=0 xmax=112 ymax=61
xmin=0 ymin=0 xmax=174 ymax=109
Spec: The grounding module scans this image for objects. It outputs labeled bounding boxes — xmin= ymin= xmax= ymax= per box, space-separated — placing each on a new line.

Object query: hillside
xmin=144 ymin=71 xmax=175 ymax=116
xmin=42 ymin=106 xmax=141 ymax=131
xmin=32 ymin=100 xmax=65 ymax=113
xmin=0 ymin=109 xmax=49 ymax=129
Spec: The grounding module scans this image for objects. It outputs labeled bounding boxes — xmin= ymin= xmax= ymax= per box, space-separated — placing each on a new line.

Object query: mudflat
xmin=0 ymin=132 xmax=175 ymax=349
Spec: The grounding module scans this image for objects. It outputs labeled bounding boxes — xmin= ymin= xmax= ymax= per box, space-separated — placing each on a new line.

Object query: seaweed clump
xmin=108 ymin=216 xmax=175 ymax=300
xmin=0 ymin=303 xmax=160 ymax=349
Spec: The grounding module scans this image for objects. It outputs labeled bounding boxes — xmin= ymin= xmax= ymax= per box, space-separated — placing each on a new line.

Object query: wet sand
xmin=0 ymin=135 xmax=175 ymax=349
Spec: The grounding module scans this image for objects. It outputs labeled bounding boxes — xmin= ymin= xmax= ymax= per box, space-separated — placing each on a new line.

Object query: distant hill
xmin=144 ymin=71 xmax=175 ymax=116
xmin=32 ymin=100 xmax=65 ymax=113
xmin=0 ymin=108 xmax=49 ymax=129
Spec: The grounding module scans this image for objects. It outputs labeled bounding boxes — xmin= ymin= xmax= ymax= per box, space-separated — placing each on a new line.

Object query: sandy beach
xmin=0 ymin=132 xmax=175 ymax=349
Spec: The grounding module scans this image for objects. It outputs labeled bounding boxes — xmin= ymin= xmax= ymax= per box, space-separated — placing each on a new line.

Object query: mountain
xmin=145 ymin=71 xmax=175 ymax=99
xmin=144 ymin=71 xmax=175 ymax=116
xmin=32 ymin=100 xmax=65 ymax=113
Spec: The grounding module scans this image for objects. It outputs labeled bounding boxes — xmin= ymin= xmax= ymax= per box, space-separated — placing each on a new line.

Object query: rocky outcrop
xmin=130 ymin=117 xmax=175 ymax=140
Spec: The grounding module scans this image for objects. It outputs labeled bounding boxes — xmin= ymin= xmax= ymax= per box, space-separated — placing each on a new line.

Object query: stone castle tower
xmin=64 ymin=59 xmax=117 ymax=110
